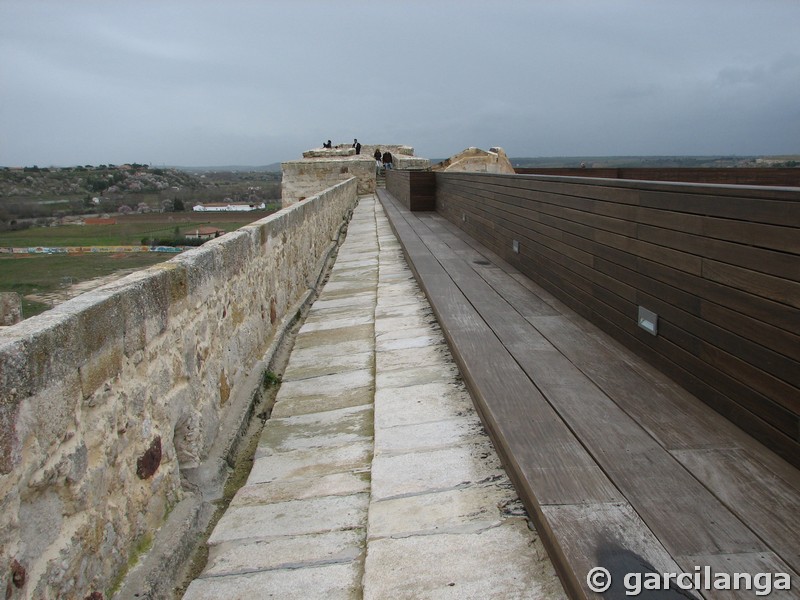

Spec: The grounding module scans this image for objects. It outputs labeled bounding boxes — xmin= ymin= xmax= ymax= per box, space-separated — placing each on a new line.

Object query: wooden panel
xmin=408 ymin=210 xmax=766 ymax=557
xmin=515 ymin=166 xmax=800 ymax=187
xmin=431 ymin=171 xmax=800 ymax=467
xmin=385 ymin=170 xmax=436 ymax=211
xmin=380 ymin=189 xmax=800 ymax=600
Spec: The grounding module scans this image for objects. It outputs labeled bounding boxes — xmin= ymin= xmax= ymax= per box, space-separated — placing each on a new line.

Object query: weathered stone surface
xmin=431 ymin=145 xmax=516 ymax=174
xmin=0 ymin=292 xmax=23 ymax=326
xmin=232 ymin=471 xmax=370 ymax=506
xmin=183 ymin=561 xmax=362 ymax=600
xmin=0 ymin=179 xmax=359 ymax=598
xmin=363 ymin=520 xmax=566 ymax=600
xmin=180 ymin=194 xmax=565 ymax=600
xmin=257 ymin=406 xmax=373 ymax=455
xmin=208 ymin=493 xmax=369 ymax=544
xmin=248 ymin=441 xmax=373 ymax=485
xmin=281 ymin=157 xmax=376 ymax=207
xmin=370 ymin=441 xmax=505 ymax=501
xmin=203 ymin=529 xmax=364 ymax=576
xmin=373 ymin=381 xmax=476 ymax=429
xmin=367 ymin=483 xmax=521 ymax=539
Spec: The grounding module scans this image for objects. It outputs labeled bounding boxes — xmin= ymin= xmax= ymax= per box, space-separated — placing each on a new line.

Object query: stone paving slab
xmin=374 ymin=382 xmax=475 ymax=429
xmin=232 ymin=472 xmax=370 ymax=506
xmin=183 ymin=195 xmax=565 ymax=600
xmin=298 ymin=313 xmax=374 ymax=333
xmin=293 ymin=322 xmax=373 ymax=350
xmin=282 ymin=348 xmax=373 ymax=382
xmin=203 ymin=529 xmax=364 ymax=577
xmin=374 ymin=418 xmax=486 ymax=454
xmin=363 ymin=519 xmax=566 ymax=600
xmin=184 ymin=561 xmax=362 ymax=600
xmin=248 ymin=440 xmax=373 ymax=484
xmin=367 ymin=483 xmax=522 ymax=539
xmin=375 ymin=342 xmax=451 ymax=372
xmin=270 ymin=387 xmax=374 ymax=418
xmin=370 ymin=441 xmax=506 ymax=501
xmin=274 ymin=369 xmax=373 ymax=402
xmin=376 ymin=364 xmax=461 ymax=389
xmin=208 ymin=493 xmax=369 ymax=544
xmin=258 ymin=405 xmax=373 ymax=455
xmin=375 ymin=331 xmax=444 ymax=352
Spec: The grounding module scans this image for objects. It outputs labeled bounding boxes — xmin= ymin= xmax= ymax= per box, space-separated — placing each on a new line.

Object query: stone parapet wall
xmin=0 ymin=178 xmax=358 ymax=599
xmin=359 ymin=144 xmax=414 ymax=159
xmin=391 ymin=155 xmax=430 ymax=170
xmin=281 ymin=157 xmax=376 ymax=207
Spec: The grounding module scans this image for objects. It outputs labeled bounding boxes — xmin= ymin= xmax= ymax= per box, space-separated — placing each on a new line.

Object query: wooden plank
xmin=640 ymin=258 xmax=799 ymax=338
xmin=639 ymin=224 xmax=799 ymax=282
xmin=672 ymin=448 xmax=800 ymax=574
xmin=405 ymin=210 xmax=768 ymax=558
xmin=384 ymin=189 xmax=800 ymax=595
xmin=702 ymin=259 xmax=800 ymax=306
xmin=638 ymin=189 xmax=800 ymax=227
xmin=542 ymin=502 xmax=688 ymax=600
xmin=378 ymin=190 xmax=623 ymax=506
xmin=676 ymin=553 xmax=798 ymax=599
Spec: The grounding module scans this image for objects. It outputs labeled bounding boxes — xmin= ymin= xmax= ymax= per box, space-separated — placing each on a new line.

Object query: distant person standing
xmin=353 ymin=139 xmax=361 ymax=154
xmin=374 ymin=148 xmax=382 ymax=162
xmin=382 ymin=151 xmax=393 ymax=170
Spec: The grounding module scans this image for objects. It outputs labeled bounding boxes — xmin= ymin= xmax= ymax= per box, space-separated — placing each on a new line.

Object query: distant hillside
xmin=174 ymin=164 xmax=282 ymax=173
xmin=509 ymin=155 xmax=800 ymax=168
xmin=0 ymin=165 xmax=281 ymax=226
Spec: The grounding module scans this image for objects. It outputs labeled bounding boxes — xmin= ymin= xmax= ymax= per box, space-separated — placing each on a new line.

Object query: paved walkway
xmin=183 ymin=195 xmax=566 ymax=599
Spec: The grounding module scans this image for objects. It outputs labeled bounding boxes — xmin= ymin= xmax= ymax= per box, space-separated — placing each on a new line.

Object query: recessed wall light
xmin=638 ymin=306 xmax=658 ymax=336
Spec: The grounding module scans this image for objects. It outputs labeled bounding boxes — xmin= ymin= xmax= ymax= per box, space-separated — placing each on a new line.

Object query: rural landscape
xmin=0 ymin=164 xmax=282 ymax=318
xmin=3 ymin=154 xmax=798 ymax=321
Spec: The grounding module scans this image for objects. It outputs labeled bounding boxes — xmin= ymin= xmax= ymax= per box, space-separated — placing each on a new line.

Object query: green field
xmin=0 ymin=253 xmax=174 ymax=318
xmin=0 ymin=212 xmax=272 ymax=319
xmin=0 ymin=220 xmax=256 ymax=247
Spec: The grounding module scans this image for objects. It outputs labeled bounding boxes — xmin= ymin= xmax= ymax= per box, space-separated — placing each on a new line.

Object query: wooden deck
xmin=377 ymin=189 xmax=800 ymax=599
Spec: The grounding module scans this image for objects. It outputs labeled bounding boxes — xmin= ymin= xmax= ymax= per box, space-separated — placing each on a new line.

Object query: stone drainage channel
xmin=180 ymin=195 xmax=567 ymax=599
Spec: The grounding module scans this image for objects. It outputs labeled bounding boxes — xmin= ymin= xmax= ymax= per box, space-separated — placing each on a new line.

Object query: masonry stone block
xmin=0 ymin=177 xmax=358 ymax=598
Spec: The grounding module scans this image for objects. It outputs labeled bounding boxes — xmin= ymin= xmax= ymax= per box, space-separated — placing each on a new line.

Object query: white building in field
xmin=192 ymin=202 xmax=266 ymax=212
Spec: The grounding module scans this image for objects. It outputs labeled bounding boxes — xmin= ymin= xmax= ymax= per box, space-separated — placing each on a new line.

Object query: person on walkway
xmin=382 ymin=151 xmax=393 ymax=170
xmin=353 ymin=139 xmax=361 ymax=154
xmin=373 ymin=148 xmax=382 ymax=162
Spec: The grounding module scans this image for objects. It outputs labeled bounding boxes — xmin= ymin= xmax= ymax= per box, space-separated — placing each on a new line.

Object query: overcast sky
xmin=1 ymin=1 xmax=799 ymax=167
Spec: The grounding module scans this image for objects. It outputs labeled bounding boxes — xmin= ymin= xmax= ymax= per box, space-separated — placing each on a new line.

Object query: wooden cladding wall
xmin=515 ymin=167 xmax=800 ymax=187
xmin=386 ymin=169 xmax=436 ymax=211
xmin=435 ymin=172 xmax=800 ymax=467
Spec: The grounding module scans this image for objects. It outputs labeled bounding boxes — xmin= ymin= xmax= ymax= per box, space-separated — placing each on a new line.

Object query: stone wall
xmin=281 ymin=144 xmax=430 ymax=207
xmin=281 ymin=156 xmax=376 ymax=207
xmin=431 ymin=146 xmax=515 ymax=174
xmin=0 ymin=178 xmax=358 ymax=599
